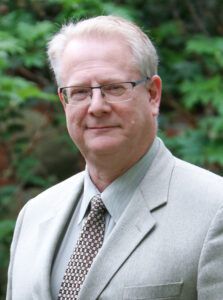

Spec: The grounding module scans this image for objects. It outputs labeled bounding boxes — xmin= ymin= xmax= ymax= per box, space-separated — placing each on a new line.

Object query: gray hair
xmin=47 ymin=15 xmax=158 ymax=85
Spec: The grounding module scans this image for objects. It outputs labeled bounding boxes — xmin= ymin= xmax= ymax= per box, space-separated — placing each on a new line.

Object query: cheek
xmin=65 ymin=106 xmax=85 ymax=127
xmin=66 ymin=112 xmax=76 ymax=128
xmin=127 ymin=106 xmax=150 ymax=127
xmin=133 ymin=108 xmax=153 ymax=134
xmin=116 ymin=106 xmax=144 ymax=132
xmin=65 ymin=107 xmax=86 ymax=140
xmin=130 ymin=119 xmax=136 ymax=125
xmin=124 ymin=94 xmax=151 ymax=126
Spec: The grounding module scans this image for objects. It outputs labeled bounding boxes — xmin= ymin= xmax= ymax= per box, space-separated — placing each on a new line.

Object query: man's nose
xmin=87 ymin=88 xmax=111 ymax=116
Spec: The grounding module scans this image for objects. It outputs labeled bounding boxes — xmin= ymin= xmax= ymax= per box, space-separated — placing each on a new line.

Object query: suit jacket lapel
xmin=79 ymin=139 xmax=175 ymax=300
xmin=32 ymin=173 xmax=85 ymax=300
xmin=140 ymin=138 xmax=175 ymax=211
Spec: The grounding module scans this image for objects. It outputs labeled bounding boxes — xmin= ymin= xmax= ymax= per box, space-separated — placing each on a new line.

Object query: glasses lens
xmin=102 ymin=83 xmax=132 ymax=102
xmin=63 ymin=87 xmax=90 ymax=104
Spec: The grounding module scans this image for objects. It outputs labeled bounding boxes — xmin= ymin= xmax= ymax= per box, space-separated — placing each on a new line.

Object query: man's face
xmin=59 ymin=37 xmax=161 ymax=164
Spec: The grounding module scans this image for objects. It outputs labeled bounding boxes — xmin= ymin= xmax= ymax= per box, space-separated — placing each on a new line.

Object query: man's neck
xmin=86 ymin=162 xmax=129 ymax=192
xmin=85 ymin=142 xmax=153 ymax=192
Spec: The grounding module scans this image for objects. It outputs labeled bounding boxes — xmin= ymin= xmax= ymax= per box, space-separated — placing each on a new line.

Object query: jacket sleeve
xmin=197 ymin=204 xmax=223 ymax=300
xmin=6 ymin=205 xmax=27 ymax=300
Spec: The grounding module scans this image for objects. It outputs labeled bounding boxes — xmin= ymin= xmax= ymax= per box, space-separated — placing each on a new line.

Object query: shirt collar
xmin=102 ymin=137 xmax=159 ymax=224
xmin=78 ymin=137 xmax=160 ymax=225
xmin=77 ymin=171 xmax=100 ymax=224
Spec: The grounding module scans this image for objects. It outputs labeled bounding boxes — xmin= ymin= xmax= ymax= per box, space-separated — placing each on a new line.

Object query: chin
xmin=85 ymin=141 xmax=123 ymax=156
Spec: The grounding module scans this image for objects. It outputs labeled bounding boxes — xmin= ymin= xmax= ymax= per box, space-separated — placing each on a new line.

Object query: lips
xmin=86 ymin=124 xmax=119 ymax=129
xmin=87 ymin=126 xmax=115 ymax=129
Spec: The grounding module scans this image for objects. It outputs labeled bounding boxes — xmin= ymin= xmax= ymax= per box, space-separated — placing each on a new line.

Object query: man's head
xmin=47 ymin=15 xmax=161 ymax=172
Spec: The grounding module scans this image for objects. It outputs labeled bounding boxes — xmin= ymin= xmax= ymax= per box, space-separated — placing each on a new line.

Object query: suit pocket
xmin=123 ymin=281 xmax=183 ymax=300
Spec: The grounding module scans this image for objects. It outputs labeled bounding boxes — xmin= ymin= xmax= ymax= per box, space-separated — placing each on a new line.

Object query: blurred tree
xmin=0 ymin=0 xmax=222 ymax=298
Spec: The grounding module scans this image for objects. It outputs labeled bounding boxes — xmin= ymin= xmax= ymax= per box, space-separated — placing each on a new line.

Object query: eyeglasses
xmin=58 ymin=77 xmax=150 ymax=105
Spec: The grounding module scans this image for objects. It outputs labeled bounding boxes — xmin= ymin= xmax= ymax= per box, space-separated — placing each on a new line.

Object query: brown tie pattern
xmin=58 ymin=194 xmax=106 ymax=300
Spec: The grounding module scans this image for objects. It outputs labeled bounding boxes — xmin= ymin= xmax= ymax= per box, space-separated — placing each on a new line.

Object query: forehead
xmin=60 ymin=37 xmax=140 ymax=85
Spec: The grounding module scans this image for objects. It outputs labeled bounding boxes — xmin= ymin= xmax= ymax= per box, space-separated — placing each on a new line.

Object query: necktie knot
xmin=91 ymin=194 xmax=106 ymax=214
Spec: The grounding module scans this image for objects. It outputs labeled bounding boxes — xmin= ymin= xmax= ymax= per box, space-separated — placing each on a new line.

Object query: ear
xmin=58 ymin=88 xmax=66 ymax=110
xmin=147 ymin=75 xmax=162 ymax=117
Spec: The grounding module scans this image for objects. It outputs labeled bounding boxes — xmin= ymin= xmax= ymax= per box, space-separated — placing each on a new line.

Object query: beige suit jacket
xmin=6 ymin=139 xmax=223 ymax=299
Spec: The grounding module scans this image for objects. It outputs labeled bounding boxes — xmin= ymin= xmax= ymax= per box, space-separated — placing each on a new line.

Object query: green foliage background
xmin=0 ymin=0 xmax=223 ymax=297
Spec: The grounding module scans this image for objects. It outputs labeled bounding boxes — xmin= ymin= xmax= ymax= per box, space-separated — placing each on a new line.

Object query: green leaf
xmin=0 ymin=220 xmax=15 ymax=240
xmin=180 ymin=76 xmax=222 ymax=109
xmin=0 ymin=31 xmax=24 ymax=54
xmin=186 ymin=36 xmax=223 ymax=56
xmin=16 ymin=21 xmax=54 ymax=43
xmin=0 ymin=76 xmax=57 ymax=105
xmin=205 ymin=145 xmax=223 ymax=165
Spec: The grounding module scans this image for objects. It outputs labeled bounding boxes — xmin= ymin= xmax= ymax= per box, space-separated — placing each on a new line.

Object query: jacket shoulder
xmin=23 ymin=171 xmax=85 ymax=215
xmin=173 ymin=157 xmax=223 ymax=205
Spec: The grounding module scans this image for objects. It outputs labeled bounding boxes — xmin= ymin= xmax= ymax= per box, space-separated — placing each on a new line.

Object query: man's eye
xmin=71 ymin=88 xmax=89 ymax=96
xmin=104 ymin=84 xmax=126 ymax=95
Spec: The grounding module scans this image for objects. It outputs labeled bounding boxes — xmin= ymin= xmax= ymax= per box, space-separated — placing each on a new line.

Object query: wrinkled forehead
xmin=60 ymin=35 xmax=140 ymax=85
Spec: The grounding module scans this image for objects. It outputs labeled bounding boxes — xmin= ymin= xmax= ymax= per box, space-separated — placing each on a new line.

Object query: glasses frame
xmin=58 ymin=76 xmax=150 ymax=105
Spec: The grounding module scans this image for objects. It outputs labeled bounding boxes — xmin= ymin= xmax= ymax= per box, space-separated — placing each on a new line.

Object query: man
xmin=7 ymin=15 xmax=223 ymax=300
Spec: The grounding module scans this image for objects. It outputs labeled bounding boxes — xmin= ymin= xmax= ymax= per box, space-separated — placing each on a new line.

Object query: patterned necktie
xmin=58 ymin=194 xmax=106 ymax=300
